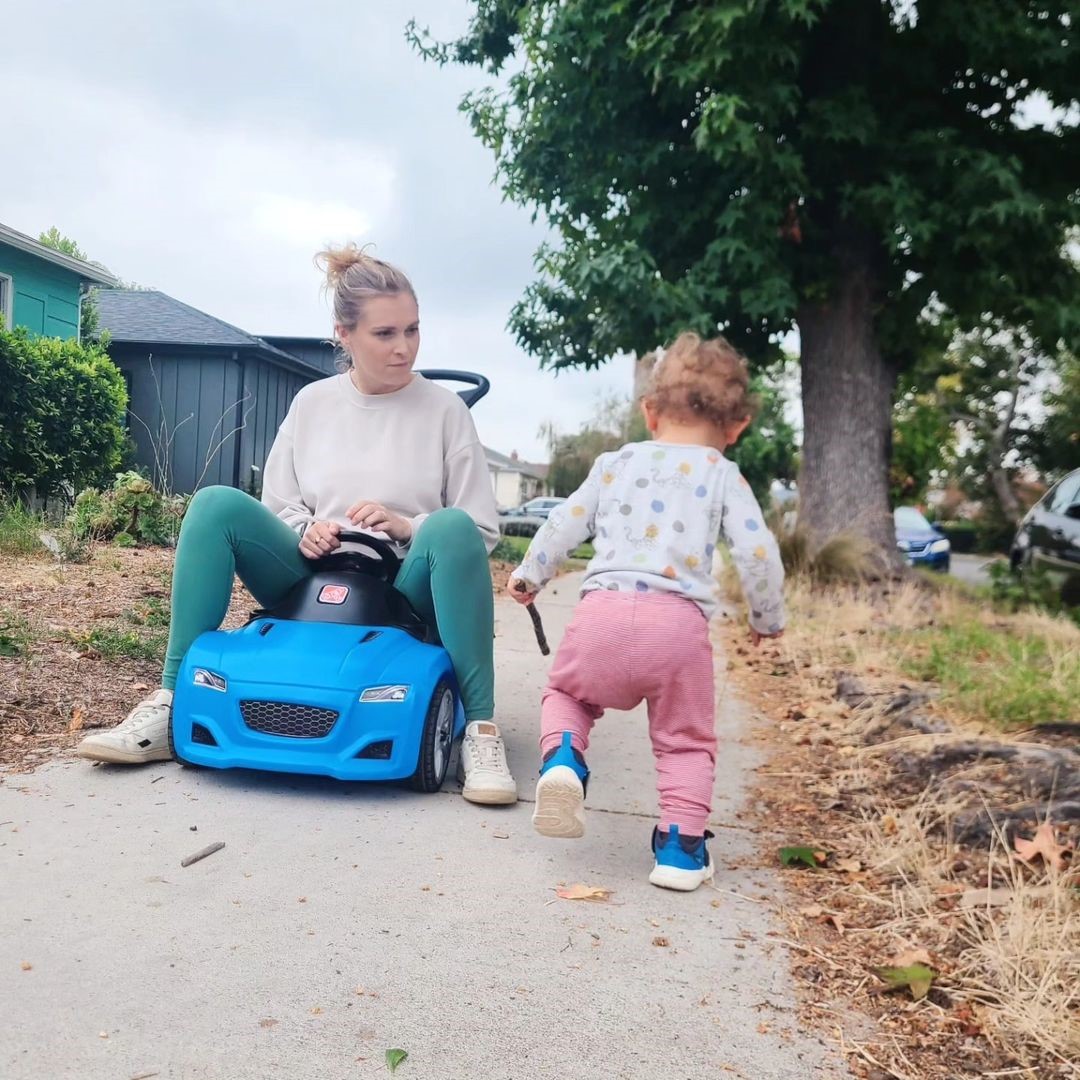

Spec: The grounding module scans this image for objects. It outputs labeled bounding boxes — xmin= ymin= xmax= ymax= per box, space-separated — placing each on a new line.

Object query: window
xmin=0 ymin=273 xmax=11 ymax=329
xmin=1048 ymin=473 xmax=1080 ymax=516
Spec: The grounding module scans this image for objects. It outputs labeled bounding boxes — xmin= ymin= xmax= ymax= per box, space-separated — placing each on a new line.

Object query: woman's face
xmin=338 ymin=293 xmax=420 ymax=395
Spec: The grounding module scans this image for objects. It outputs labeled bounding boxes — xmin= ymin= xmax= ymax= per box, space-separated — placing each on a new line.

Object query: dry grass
xmin=723 ymin=565 xmax=1080 ymax=1077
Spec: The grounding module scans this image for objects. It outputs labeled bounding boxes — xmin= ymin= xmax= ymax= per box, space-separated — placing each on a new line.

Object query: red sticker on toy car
xmin=318 ymin=584 xmax=349 ymax=605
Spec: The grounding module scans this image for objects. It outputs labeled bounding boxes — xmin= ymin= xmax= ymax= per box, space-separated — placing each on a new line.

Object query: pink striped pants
xmin=540 ymin=590 xmax=717 ymax=834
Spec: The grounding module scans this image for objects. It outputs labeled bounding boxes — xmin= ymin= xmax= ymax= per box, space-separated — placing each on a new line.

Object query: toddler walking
xmin=508 ymin=332 xmax=786 ymax=892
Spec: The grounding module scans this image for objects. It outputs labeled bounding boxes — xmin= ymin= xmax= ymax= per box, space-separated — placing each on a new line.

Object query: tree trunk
xmin=798 ymin=270 xmax=900 ymax=566
xmin=988 ymin=354 xmax=1024 ymax=525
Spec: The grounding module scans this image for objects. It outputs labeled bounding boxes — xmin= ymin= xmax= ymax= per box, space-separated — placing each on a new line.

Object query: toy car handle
xmin=416 ymin=369 xmax=490 ymax=409
xmin=320 ymin=530 xmax=402 ymax=581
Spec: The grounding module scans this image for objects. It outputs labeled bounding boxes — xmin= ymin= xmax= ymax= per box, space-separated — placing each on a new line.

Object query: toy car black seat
xmin=261 ymin=532 xmax=431 ymax=641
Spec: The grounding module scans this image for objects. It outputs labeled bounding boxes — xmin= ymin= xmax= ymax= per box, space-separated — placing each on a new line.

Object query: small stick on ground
xmin=180 ymin=841 xmax=225 ymax=868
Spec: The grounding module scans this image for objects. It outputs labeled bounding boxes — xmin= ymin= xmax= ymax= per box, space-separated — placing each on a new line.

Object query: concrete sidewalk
xmin=0 ymin=575 xmax=843 ymax=1080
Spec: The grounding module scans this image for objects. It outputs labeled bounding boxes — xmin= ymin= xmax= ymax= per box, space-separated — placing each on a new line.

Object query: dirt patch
xmin=716 ymin=585 xmax=1079 ymax=1080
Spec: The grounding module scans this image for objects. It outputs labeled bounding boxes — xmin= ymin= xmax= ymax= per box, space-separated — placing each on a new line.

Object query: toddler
xmin=508 ymin=332 xmax=786 ymax=892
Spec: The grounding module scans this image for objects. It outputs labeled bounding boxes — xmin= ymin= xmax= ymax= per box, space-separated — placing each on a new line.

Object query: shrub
xmin=68 ymin=472 xmax=187 ymax=547
xmin=0 ymin=326 xmax=127 ymax=498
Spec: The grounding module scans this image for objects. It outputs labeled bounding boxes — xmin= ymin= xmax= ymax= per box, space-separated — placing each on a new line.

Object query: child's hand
xmin=750 ymin=627 xmax=784 ymax=647
xmin=508 ymin=577 xmax=538 ymax=606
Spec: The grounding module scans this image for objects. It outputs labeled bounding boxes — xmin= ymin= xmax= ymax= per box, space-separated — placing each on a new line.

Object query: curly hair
xmin=644 ymin=332 xmax=758 ymax=429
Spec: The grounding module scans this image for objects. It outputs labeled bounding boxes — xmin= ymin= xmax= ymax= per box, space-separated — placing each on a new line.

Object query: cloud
xmin=3 ymin=0 xmax=634 ymax=461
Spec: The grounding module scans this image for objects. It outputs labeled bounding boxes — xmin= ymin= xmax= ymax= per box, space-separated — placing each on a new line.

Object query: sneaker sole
xmin=532 ymin=766 xmax=585 ymax=838
xmin=461 ymin=784 xmax=518 ymax=806
xmin=648 ymin=861 xmax=716 ymax=892
xmin=76 ymin=743 xmax=173 ymax=765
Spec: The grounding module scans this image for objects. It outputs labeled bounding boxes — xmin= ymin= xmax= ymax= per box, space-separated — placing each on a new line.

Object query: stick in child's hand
xmin=513 ymin=580 xmax=550 ymax=656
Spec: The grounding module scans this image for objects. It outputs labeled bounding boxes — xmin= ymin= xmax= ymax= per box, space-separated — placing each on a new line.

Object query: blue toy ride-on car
xmin=170 ymin=531 xmax=464 ymax=790
xmin=169 ymin=369 xmax=490 ymax=792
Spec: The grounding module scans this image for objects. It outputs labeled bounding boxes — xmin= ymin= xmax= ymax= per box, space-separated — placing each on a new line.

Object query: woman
xmin=77 ymin=245 xmax=518 ymax=806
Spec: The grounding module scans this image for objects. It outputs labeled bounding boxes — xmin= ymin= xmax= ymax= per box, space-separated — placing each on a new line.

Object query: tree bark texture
xmin=798 ymin=271 xmax=899 ymax=562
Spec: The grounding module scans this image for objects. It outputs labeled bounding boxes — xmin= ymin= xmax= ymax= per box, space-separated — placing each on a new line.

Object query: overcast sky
xmin=3 ymin=0 xmax=630 ymax=463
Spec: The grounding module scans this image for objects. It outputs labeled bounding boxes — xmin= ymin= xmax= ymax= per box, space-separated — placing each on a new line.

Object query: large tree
xmin=412 ymin=1 xmax=1080 ymax=557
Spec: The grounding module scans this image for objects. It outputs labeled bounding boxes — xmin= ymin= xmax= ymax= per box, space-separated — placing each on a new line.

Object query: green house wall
xmin=0 ymin=240 xmax=83 ymax=340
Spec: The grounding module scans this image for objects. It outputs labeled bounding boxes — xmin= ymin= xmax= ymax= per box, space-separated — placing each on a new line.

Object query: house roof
xmin=0 ymin=222 xmax=118 ymax=286
xmin=96 ymin=289 xmax=325 ymax=376
xmin=484 ymin=446 xmax=548 ymax=480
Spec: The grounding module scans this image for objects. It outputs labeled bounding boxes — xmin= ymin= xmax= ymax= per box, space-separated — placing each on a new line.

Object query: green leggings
xmin=163 ymin=487 xmax=495 ymax=719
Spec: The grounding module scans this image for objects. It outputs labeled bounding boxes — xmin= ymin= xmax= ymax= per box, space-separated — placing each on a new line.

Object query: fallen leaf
xmin=1014 ymin=822 xmax=1072 ymax=873
xmin=875 ymin=962 xmax=935 ymax=1001
xmin=20 ymin=961 xmax=32 ymax=971
xmin=258 ymin=1018 xmax=278 ymax=1029
xmin=881 ymin=815 xmax=899 ymax=836
xmin=834 ymin=857 xmax=862 ymax=874
xmin=310 ymin=1006 xmax=322 ymax=1015
xmin=131 ymin=681 xmax=150 ymax=691
xmin=386 ymin=1048 xmax=408 ymax=1073
xmin=652 ymin=936 xmax=670 ymax=947
xmin=67 ymin=706 xmax=86 ymax=733
xmin=778 ymin=846 xmax=827 ymax=869
xmin=555 ymin=884 xmax=612 ymax=902
xmin=799 ymin=905 xmax=825 ymax=918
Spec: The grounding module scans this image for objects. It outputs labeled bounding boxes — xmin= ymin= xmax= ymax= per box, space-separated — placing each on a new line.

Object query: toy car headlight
xmin=929 ymin=539 xmax=950 ymax=554
xmin=359 ymin=685 xmax=410 ymax=703
xmin=193 ymin=668 xmax=227 ymax=692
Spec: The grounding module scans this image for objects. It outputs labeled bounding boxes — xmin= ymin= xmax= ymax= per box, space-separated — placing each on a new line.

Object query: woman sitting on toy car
xmin=77 ymin=245 xmax=518 ymax=806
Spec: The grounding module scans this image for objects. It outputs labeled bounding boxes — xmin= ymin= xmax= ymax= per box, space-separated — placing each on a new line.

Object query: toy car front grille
xmin=239 ymin=700 xmax=339 ymax=739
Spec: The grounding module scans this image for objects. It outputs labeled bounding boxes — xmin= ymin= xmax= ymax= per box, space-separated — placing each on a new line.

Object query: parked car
xmin=894 ymin=506 xmax=951 ymax=572
xmin=1010 ymin=467 xmax=1080 ymax=603
xmin=519 ymin=497 xmax=565 ymax=519
xmin=497 ymin=497 xmax=565 ymax=537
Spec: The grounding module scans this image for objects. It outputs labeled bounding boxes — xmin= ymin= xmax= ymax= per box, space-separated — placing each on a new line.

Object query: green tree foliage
xmin=891 ymin=385 xmax=957 ymax=506
xmin=0 ymin=327 xmax=127 ymax=498
xmin=38 ymin=227 xmax=88 ymax=261
xmin=412 ymin=2 xmax=1080 ymax=555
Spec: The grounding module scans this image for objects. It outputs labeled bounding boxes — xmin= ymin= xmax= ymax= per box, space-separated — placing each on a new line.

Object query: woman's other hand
xmin=300 ymin=520 xmax=342 ymax=560
xmin=346 ymin=501 xmax=413 ymax=543
xmin=507 ymin=577 xmax=538 ymax=606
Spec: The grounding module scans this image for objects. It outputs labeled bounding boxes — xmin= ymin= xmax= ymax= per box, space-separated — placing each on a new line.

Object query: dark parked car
xmin=498 ymin=497 xmax=565 ymax=537
xmin=1010 ymin=467 xmax=1080 ymax=604
xmin=894 ymin=507 xmax=951 ymax=572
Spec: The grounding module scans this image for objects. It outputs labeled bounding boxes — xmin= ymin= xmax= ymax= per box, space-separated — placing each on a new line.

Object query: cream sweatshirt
xmin=261 ymin=373 xmax=499 ymax=554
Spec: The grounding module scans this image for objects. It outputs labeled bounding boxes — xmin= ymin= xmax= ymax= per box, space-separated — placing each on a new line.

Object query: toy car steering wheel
xmin=316 ymin=530 xmax=402 ymax=583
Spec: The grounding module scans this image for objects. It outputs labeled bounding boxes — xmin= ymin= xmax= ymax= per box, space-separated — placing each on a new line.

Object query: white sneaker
xmin=76 ymin=689 xmax=174 ymax=764
xmin=458 ymin=721 xmax=517 ymax=805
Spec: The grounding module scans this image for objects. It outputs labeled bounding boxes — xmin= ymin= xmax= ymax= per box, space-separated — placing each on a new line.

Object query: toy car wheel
xmin=167 ymin=715 xmax=198 ymax=769
xmin=410 ymin=679 xmax=456 ymax=793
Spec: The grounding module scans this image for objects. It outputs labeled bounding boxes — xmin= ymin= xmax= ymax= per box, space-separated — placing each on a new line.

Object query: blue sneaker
xmin=533 ymin=732 xmax=590 ymax=838
xmin=648 ymin=825 xmax=715 ymax=891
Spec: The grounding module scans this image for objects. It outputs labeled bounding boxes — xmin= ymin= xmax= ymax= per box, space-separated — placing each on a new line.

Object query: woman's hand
xmin=300 ymin=520 xmax=342 ymax=560
xmin=508 ymin=577 xmax=538 ymax=606
xmin=346 ymin=501 xmax=413 ymax=543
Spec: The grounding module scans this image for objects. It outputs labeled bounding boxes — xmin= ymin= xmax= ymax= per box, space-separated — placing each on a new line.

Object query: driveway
xmin=1 ymin=575 xmax=843 ymax=1080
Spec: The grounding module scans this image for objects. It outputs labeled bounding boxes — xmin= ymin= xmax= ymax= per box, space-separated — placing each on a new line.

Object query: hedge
xmin=0 ymin=326 xmax=127 ymax=498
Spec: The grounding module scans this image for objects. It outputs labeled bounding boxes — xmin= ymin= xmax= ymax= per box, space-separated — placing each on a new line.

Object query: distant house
xmin=97 ymin=290 xmax=324 ymax=494
xmin=0 ymin=221 xmax=116 ymax=340
xmin=486 ymin=447 xmax=549 ymax=508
